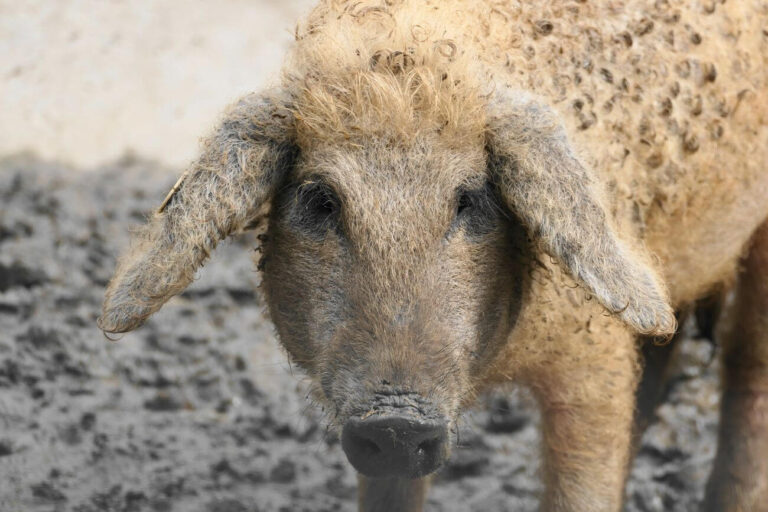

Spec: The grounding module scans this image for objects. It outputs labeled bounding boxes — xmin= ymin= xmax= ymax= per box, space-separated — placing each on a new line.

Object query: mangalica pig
xmin=100 ymin=1 xmax=768 ymax=510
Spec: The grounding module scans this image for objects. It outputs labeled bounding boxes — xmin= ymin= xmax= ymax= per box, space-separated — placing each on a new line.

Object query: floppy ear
xmin=99 ymin=91 xmax=296 ymax=334
xmin=486 ymin=88 xmax=676 ymax=336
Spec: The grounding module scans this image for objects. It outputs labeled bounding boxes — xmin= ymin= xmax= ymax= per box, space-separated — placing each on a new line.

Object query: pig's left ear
xmin=98 ymin=90 xmax=297 ymax=334
xmin=486 ymin=88 xmax=676 ymax=336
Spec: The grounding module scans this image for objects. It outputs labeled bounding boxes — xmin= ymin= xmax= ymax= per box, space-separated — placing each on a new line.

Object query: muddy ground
xmin=0 ymin=154 xmax=721 ymax=511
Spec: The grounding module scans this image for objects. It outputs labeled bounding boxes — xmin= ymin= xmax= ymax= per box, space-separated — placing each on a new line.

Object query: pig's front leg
xmin=529 ymin=326 xmax=639 ymax=512
xmin=357 ymin=474 xmax=432 ymax=512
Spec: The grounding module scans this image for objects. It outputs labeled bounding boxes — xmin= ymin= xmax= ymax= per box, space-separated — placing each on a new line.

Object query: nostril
xmin=347 ymin=429 xmax=384 ymax=458
xmin=359 ymin=437 xmax=381 ymax=455
xmin=417 ymin=436 xmax=440 ymax=456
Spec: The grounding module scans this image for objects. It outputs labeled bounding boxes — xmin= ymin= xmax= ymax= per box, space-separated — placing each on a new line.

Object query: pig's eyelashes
xmin=451 ymin=182 xmax=499 ymax=237
xmin=292 ymin=181 xmax=341 ymax=235
xmin=302 ymin=183 xmax=338 ymax=217
xmin=456 ymin=190 xmax=473 ymax=216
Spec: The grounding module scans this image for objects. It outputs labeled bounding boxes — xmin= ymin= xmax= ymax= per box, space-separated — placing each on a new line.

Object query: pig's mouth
xmin=340 ymin=389 xmax=451 ymax=479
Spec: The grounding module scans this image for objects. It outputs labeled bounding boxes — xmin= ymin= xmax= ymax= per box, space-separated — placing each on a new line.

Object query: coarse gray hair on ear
xmin=486 ymin=87 xmax=676 ymax=336
xmin=98 ymin=90 xmax=296 ymax=334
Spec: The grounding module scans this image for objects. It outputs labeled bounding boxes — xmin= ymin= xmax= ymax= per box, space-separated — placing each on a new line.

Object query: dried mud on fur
xmin=0 ymin=155 xmax=719 ymax=511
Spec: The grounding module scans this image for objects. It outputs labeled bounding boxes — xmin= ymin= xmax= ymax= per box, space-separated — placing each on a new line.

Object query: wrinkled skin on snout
xmin=261 ymin=139 xmax=528 ymax=478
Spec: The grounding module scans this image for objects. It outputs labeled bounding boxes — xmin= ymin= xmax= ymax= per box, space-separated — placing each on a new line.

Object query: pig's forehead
xmin=294 ymin=138 xmax=488 ymax=191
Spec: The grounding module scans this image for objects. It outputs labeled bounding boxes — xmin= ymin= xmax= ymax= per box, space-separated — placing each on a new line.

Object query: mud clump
xmin=0 ymin=155 xmax=718 ymax=511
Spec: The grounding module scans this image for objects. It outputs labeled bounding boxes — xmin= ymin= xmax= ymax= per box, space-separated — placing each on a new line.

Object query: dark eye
xmin=292 ymin=181 xmax=339 ymax=234
xmin=450 ymin=183 xmax=499 ymax=237
xmin=301 ymin=182 xmax=338 ymax=216
xmin=456 ymin=190 xmax=474 ymax=217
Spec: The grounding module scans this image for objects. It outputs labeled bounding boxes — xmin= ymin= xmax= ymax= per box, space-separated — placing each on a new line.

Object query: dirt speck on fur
xmin=0 ymin=155 xmax=718 ymax=511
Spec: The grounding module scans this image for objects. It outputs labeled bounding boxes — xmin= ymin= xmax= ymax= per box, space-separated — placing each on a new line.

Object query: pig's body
xmin=101 ymin=1 xmax=768 ymax=510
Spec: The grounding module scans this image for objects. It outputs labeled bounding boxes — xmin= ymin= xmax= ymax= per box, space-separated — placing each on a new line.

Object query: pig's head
xmin=99 ymin=24 xmax=675 ymax=480
xmin=261 ymin=131 xmax=527 ymax=478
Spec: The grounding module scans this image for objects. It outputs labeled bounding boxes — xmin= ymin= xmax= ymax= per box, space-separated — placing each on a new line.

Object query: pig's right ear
xmin=98 ymin=91 xmax=297 ymax=334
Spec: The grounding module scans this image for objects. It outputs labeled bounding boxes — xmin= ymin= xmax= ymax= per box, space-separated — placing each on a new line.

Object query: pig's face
xmin=261 ymin=137 xmax=528 ymax=478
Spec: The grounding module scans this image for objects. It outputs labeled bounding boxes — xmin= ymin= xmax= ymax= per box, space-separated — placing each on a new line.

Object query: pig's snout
xmin=342 ymin=414 xmax=449 ymax=479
